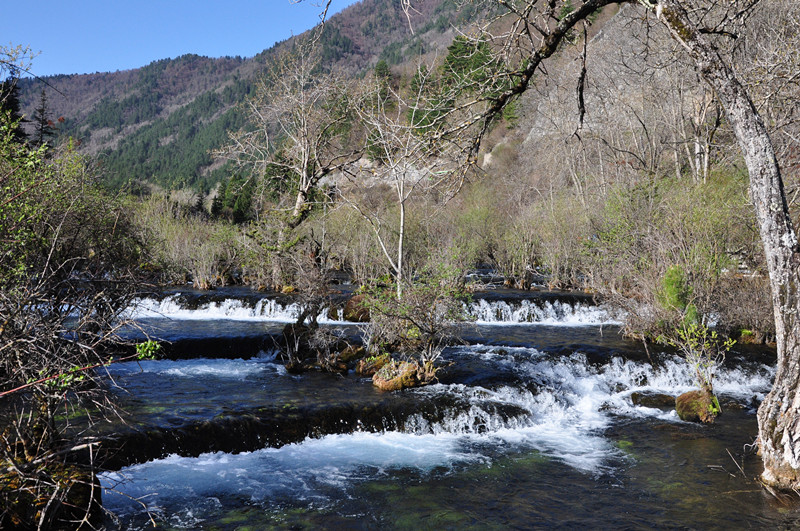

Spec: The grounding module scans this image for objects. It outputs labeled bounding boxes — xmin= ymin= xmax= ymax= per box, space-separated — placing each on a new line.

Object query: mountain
xmin=16 ymin=0 xmax=465 ymax=192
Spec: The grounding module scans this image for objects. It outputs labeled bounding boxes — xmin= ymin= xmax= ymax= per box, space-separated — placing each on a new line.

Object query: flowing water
xmin=99 ymin=288 xmax=800 ymax=529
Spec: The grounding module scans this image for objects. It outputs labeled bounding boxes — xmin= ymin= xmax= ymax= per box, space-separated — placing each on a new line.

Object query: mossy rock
xmin=631 ymin=392 xmax=676 ymax=408
xmin=736 ymin=328 xmax=766 ymax=344
xmin=327 ymin=305 xmax=341 ymax=321
xmin=373 ymin=361 xmax=420 ymax=391
xmin=343 ymin=294 xmax=370 ymax=322
xmin=339 ymin=344 xmax=367 ymax=363
xmin=356 ymin=354 xmax=390 ymax=377
xmin=676 ymin=389 xmax=721 ymax=423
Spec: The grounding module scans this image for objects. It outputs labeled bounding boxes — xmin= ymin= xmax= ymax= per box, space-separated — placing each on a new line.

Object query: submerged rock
xmin=631 ymin=392 xmax=675 ymax=408
xmin=675 ymin=389 xmax=721 ymax=423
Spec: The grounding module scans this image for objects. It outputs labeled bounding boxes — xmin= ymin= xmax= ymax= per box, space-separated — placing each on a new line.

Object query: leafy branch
xmin=0 ymin=340 xmax=160 ymax=398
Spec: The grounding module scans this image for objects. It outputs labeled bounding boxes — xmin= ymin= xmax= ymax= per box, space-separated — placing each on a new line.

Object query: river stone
xmin=676 ymin=389 xmax=721 ymax=423
xmin=339 ymin=344 xmax=367 ymax=363
xmin=356 ymin=354 xmax=389 ymax=377
xmin=373 ymin=361 xmax=420 ymax=391
xmin=327 ymin=305 xmax=341 ymax=321
xmin=631 ymin=392 xmax=676 ymax=408
xmin=343 ymin=295 xmax=370 ymax=322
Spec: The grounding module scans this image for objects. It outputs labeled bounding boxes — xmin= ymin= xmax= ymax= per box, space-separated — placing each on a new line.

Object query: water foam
xmin=125 ymin=294 xmax=616 ymax=326
xmin=124 ymin=295 xmax=304 ymax=322
xmin=105 ymin=357 xmax=280 ymax=379
xmin=102 ymin=431 xmax=485 ymax=523
xmin=468 ymin=298 xmax=619 ymax=326
xmin=124 ymin=295 xmax=354 ymax=326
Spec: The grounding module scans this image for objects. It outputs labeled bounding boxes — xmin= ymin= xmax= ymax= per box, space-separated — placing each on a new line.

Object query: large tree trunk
xmin=656 ymin=0 xmax=800 ymax=489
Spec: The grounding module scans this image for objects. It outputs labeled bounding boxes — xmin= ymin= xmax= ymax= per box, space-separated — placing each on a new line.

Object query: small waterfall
xmin=126 ymin=291 xmax=617 ymax=326
xmin=125 ymin=294 xmax=300 ymax=321
xmin=124 ymin=294 xmax=345 ymax=323
xmin=467 ymin=298 xmax=619 ymax=325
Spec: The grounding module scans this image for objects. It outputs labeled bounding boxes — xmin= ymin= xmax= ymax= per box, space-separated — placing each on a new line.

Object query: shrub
xmin=361 ymin=263 xmax=472 ymax=379
xmin=134 ymin=195 xmax=242 ymax=288
xmin=0 ymin=126 xmax=148 ymax=527
xmin=661 ymin=322 xmax=734 ymax=394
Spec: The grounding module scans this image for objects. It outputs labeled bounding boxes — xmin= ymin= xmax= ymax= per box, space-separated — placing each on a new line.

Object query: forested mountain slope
xmin=16 ymin=0 xmax=466 ymax=191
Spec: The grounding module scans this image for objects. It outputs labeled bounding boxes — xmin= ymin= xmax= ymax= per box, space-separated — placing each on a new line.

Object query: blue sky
xmin=2 ymin=1 xmax=361 ymax=77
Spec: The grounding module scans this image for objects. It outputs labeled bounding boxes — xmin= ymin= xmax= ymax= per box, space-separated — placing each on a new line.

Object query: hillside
xmin=16 ymin=0 xmax=469 ymax=191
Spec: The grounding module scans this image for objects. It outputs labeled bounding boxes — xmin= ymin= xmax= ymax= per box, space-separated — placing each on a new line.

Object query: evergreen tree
xmin=32 ymin=88 xmax=55 ymax=147
xmin=374 ymin=60 xmax=391 ymax=83
xmin=191 ymin=192 xmax=207 ymax=217
xmin=210 ymin=193 xmax=223 ymax=218
xmin=0 ymin=78 xmax=27 ymax=144
xmin=232 ymin=191 xmax=252 ymax=224
xmin=374 ymin=60 xmax=392 ymax=103
xmin=441 ymin=35 xmax=497 ymax=91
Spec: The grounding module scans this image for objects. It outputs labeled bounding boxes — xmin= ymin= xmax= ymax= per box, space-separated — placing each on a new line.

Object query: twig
xmin=0 ymin=351 xmax=149 ymax=399
xmin=726 ymin=448 xmax=746 ymax=477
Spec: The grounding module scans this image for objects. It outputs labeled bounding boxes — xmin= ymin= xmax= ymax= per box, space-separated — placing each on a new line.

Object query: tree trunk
xmin=397 ymin=196 xmax=405 ymax=300
xmin=656 ymin=0 xmax=800 ymax=489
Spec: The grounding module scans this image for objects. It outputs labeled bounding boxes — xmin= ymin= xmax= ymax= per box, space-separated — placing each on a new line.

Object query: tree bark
xmin=655 ymin=0 xmax=800 ymax=489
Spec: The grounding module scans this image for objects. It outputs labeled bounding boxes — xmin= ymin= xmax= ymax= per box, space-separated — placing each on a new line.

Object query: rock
xmin=720 ymin=398 xmax=746 ymax=411
xmin=356 ymin=354 xmax=390 ymax=377
xmin=343 ymin=294 xmax=370 ymax=322
xmin=675 ymin=389 xmax=721 ymax=423
xmin=373 ymin=361 xmax=420 ymax=392
xmin=339 ymin=344 xmax=367 ymax=363
xmin=631 ymin=392 xmax=676 ymax=408
xmin=327 ymin=305 xmax=341 ymax=321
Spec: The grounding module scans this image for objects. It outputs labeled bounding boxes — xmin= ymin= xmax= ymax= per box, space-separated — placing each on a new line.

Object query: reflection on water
xmin=100 ymin=290 xmax=799 ymax=529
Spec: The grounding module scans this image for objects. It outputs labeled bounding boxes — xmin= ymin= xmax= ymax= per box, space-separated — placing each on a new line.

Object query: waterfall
xmin=125 ymin=292 xmax=619 ymax=326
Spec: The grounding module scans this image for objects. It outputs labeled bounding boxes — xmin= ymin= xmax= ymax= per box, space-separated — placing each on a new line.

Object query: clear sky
xmin=2 ymin=0 xmax=361 ymax=77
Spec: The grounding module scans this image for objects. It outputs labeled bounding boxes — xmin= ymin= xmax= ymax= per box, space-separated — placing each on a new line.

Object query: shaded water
xmin=99 ymin=289 xmax=799 ymax=529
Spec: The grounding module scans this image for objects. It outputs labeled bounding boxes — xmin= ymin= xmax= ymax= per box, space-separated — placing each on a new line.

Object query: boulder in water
xmin=373 ymin=360 xmax=420 ymax=392
xmin=356 ymin=353 xmax=390 ymax=377
xmin=343 ymin=295 xmax=370 ymax=322
xmin=631 ymin=392 xmax=676 ymax=408
xmin=340 ymin=344 xmax=367 ymax=363
xmin=675 ymin=389 xmax=721 ymax=423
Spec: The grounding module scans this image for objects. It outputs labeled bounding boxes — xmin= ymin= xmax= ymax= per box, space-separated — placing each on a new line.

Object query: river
xmin=97 ymin=287 xmax=797 ymax=529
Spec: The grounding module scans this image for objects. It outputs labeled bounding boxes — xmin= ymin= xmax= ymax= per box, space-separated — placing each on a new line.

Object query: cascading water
xmin=125 ymin=293 xmax=312 ymax=322
xmin=99 ymin=289 xmax=793 ymax=529
xmin=124 ymin=289 xmax=617 ymax=326
xmin=467 ymin=298 xmax=619 ymax=325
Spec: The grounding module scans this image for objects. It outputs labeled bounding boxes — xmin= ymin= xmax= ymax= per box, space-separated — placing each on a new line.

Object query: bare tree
xmin=217 ymin=39 xmax=361 ymax=288
xmin=339 ymin=67 xmax=464 ymax=298
xmin=219 ymin=41 xmax=359 ymax=229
